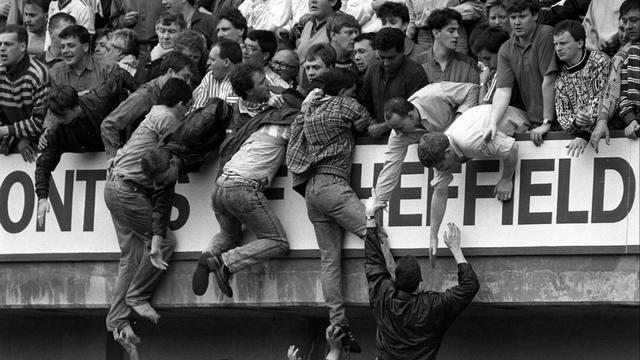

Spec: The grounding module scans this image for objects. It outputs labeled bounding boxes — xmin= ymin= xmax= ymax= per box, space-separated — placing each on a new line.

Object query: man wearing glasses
xmin=268 ymin=49 xmax=300 ymax=90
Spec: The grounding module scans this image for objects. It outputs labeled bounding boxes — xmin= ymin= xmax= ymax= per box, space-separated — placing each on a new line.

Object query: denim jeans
xmin=304 ymin=174 xmax=368 ymax=326
xmin=104 ymin=175 xmax=175 ymax=333
xmin=205 ymin=175 xmax=289 ymax=274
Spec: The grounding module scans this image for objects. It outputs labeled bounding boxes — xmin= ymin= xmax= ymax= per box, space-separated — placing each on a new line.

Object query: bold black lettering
xmin=592 ymin=157 xmax=636 ymax=223
xmin=518 ymin=159 xmax=554 ymax=225
xmin=0 ymin=171 xmax=34 ymax=233
xmin=265 ymin=165 xmax=287 ymax=200
xmin=76 ymin=170 xmax=107 ymax=231
xmin=389 ymin=162 xmax=424 ymax=227
xmin=350 ymin=162 xmax=385 ymax=199
xmin=169 ymin=193 xmax=190 ymax=230
xmin=463 ymin=160 xmax=499 ymax=226
xmin=556 ymin=159 xmax=588 ymax=224
xmin=39 ymin=170 xmax=74 ymax=232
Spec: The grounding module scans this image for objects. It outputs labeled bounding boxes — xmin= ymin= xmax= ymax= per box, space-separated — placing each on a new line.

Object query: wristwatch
xmin=542 ymin=118 xmax=552 ymax=125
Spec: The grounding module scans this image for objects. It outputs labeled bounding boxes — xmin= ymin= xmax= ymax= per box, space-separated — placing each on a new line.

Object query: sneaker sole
xmin=192 ymin=256 xmax=211 ymax=295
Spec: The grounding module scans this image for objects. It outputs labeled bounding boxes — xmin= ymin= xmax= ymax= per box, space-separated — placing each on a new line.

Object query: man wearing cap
xmin=363 ymin=217 xmax=479 ymax=360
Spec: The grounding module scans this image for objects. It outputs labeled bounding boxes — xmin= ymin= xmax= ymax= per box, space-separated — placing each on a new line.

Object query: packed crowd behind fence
xmin=0 ymin=0 xmax=637 ymax=359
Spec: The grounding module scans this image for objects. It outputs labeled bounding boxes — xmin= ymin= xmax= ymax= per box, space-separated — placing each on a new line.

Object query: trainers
xmin=209 ymin=254 xmax=233 ymax=298
xmin=336 ymin=325 xmax=362 ymax=353
xmin=192 ymin=253 xmax=212 ymax=296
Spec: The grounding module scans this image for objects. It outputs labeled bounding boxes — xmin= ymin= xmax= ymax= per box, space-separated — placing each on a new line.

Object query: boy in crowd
xmin=353 ymin=32 xmax=376 ymax=75
xmin=327 ymin=12 xmax=360 ymax=74
xmin=377 ymin=2 xmax=428 ymax=62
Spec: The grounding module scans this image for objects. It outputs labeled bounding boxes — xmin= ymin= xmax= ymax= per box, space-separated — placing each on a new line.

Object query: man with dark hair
xmin=102 ymin=52 xmax=196 ymax=159
xmin=243 ymin=29 xmax=278 ymax=67
xmin=296 ymin=0 xmax=341 ymax=59
xmin=35 ymin=74 xmax=138 ymax=226
xmin=377 ymin=2 xmax=428 ymax=62
xmin=484 ymin=0 xmax=558 ymax=147
xmin=216 ymin=7 xmax=248 ymax=44
xmin=104 ymin=77 xmax=192 ymax=359
xmin=592 ymin=0 xmax=640 ymax=150
xmin=286 ymin=67 xmax=391 ymax=354
xmin=0 ymin=24 xmax=49 ymax=163
xmin=161 ymin=0 xmax=217 ymax=47
xmin=135 ymin=11 xmax=187 ymax=84
xmin=50 ymin=25 xmax=123 ymax=92
xmin=470 ymin=26 xmax=511 ymax=103
xmin=364 ymin=218 xmax=479 ymax=360
xmin=23 ymin=0 xmax=49 ymax=59
xmin=299 ymin=42 xmax=336 ymax=95
xmin=422 ymin=8 xmax=479 ymax=84
xmin=189 ymin=39 xmax=243 ymax=112
xmin=354 ymin=32 xmax=376 ymax=74
xmin=45 ymin=11 xmax=75 ymax=66
xmin=192 ymin=61 xmax=302 ymax=298
xmin=552 ymin=19 xmax=611 ymax=156
xmin=326 ymin=12 xmax=360 ymax=74
xmin=360 ymin=27 xmax=428 ymax=135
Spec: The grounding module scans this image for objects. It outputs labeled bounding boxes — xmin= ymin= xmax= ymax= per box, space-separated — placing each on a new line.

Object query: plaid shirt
xmin=286 ymin=96 xmax=373 ymax=187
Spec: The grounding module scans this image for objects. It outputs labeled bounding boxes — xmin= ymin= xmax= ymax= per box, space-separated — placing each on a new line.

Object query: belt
xmin=216 ymin=172 xmax=265 ymax=190
xmin=110 ymin=173 xmax=153 ymax=197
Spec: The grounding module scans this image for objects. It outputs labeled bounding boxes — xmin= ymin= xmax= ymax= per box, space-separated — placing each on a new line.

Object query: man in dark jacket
xmin=35 ymin=74 xmax=136 ymax=227
xmin=364 ymin=216 xmax=479 ymax=360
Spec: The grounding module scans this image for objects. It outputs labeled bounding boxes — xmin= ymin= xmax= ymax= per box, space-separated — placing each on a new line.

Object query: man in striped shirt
xmin=187 ymin=38 xmax=241 ymax=114
xmin=0 ymin=24 xmax=50 ymax=162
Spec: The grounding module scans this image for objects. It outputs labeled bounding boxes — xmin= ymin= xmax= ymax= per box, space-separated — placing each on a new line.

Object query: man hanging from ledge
xmin=415 ymin=104 xmax=525 ymax=263
xmin=103 ymin=78 xmax=192 ymax=360
xmin=363 ymin=215 xmax=479 ymax=360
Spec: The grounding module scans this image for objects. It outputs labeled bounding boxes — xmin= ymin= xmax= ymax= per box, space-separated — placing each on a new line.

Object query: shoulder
xmin=453 ymin=52 xmax=479 ymax=69
xmin=589 ymin=50 xmax=611 ymax=66
xmin=536 ymin=24 xmax=555 ymax=39
xmin=26 ymin=57 xmax=51 ymax=83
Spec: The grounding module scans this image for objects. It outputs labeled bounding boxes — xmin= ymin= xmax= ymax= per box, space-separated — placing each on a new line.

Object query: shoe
xmin=336 ymin=325 xmax=362 ymax=353
xmin=209 ymin=254 xmax=233 ymax=298
xmin=192 ymin=253 xmax=212 ymax=295
xmin=132 ymin=302 xmax=160 ymax=324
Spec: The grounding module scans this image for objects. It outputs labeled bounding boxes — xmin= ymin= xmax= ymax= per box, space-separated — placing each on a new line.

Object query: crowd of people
xmin=0 ymin=0 xmax=638 ymax=359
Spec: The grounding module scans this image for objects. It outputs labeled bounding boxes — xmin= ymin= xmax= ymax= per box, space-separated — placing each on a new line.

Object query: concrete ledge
xmin=1 ymin=255 xmax=638 ymax=308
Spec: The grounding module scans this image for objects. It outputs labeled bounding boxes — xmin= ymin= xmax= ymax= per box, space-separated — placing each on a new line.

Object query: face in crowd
xmin=434 ymin=20 xmax=459 ymax=51
xmin=509 ymin=9 xmax=537 ymax=39
xmin=377 ymin=47 xmax=403 ymax=76
xmin=354 ymin=38 xmax=376 ymax=72
xmin=207 ymin=45 xmax=231 ymax=81
xmin=156 ymin=21 xmax=182 ymax=50
xmin=217 ymin=20 xmax=244 ymax=44
xmin=488 ymin=6 xmax=509 ymax=31
xmin=304 ymin=56 xmax=330 ymax=82
xmin=621 ymin=8 xmax=640 ymax=43
xmin=308 ymin=0 xmax=336 ymax=20
xmin=0 ymin=32 xmax=26 ymax=67
xmin=23 ymin=3 xmax=47 ymax=34
xmin=331 ymin=26 xmax=359 ymax=54
xmin=94 ymin=34 xmax=110 ymax=58
xmin=553 ymin=31 xmax=583 ymax=66
xmin=270 ymin=50 xmax=299 ymax=83
xmin=60 ymin=35 xmax=89 ymax=68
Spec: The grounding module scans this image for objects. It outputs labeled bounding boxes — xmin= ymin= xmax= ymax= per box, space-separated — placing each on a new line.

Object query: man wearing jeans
xmin=191 ymin=61 xmax=301 ymax=297
xmin=286 ymin=69 xmax=394 ymax=354
xmin=103 ymin=78 xmax=192 ymax=359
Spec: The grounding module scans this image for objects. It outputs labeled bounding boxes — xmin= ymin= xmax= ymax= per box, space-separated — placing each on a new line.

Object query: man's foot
xmin=192 ymin=253 xmax=212 ymax=295
xmin=132 ymin=302 xmax=160 ymax=324
xmin=336 ymin=325 xmax=361 ymax=353
xmin=209 ymin=254 xmax=233 ymax=298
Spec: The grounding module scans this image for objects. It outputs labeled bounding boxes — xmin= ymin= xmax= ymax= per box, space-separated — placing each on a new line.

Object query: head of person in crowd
xmin=427 ymin=7 xmax=462 ymax=52
xmin=104 ymin=28 xmax=140 ymax=62
xmin=505 ymin=0 xmax=540 ymax=40
xmin=207 ymin=39 xmax=243 ymax=81
xmin=59 ymin=25 xmax=92 ymax=70
xmin=471 ymin=26 xmax=510 ymax=71
xmin=304 ymin=43 xmax=336 ymax=83
xmin=395 ymin=255 xmax=422 ymax=293
xmin=326 ymin=12 xmax=360 ymax=60
xmin=552 ymin=20 xmax=586 ymax=67
xmin=383 ymin=97 xmax=421 ymax=134
xmin=375 ymin=28 xmax=405 ymax=76
xmin=418 ymin=132 xmax=461 ymax=172
xmin=140 ymin=79 xmax=192 ymax=187
xmin=309 ymin=0 xmax=341 ymax=22
xmin=312 ymin=68 xmax=361 ymax=98
xmin=354 ymin=32 xmax=376 ymax=73
xmin=377 ymin=2 xmax=411 ymax=33
xmin=175 ymin=30 xmax=207 ymax=66
xmin=270 ymin=49 xmax=300 ymax=84
xmin=486 ymin=0 xmax=510 ymax=32
xmin=0 ymin=25 xmax=28 ymax=68
xmin=156 ymin=11 xmax=187 ymax=51
xmin=159 ymin=51 xmax=197 ymax=86
xmin=93 ymin=28 xmax=113 ymax=58
xmin=620 ymin=0 xmax=640 ymax=44
xmin=47 ymin=85 xmax=83 ymax=124
xmin=48 ymin=12 xmax=76 ymax=56
xmin=243 ymin=30 xmax=278 ymax=67
xmin=216 ymin=7 xmax=247 ymax=45
xmin=23 ymin=0 xmax=49 ymax=35
xmin=229 ymin=61 xmax=271 ymax=103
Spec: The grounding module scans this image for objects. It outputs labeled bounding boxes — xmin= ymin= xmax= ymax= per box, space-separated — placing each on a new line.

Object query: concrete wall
xmin=1 ymin=306 xmax=638 ymax=360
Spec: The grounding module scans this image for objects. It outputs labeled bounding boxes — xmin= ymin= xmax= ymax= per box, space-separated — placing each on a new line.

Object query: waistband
xmin=216 ymin=172 xmax=266 ymax=191
xmin=109 ymin=172 xmax=153 ymax=197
